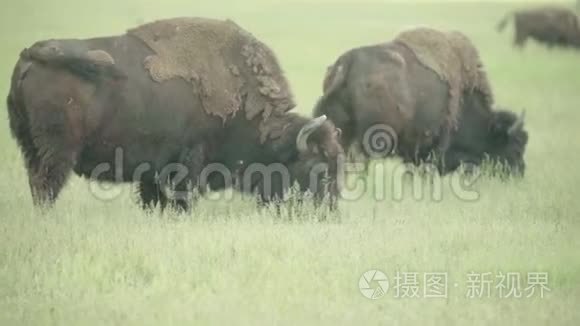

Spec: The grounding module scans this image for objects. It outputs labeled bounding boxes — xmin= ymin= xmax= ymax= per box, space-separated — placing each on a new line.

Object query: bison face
xmin=291 ymin=115 xmax=344 ymax=210
xmin=484 ymin=110 xmax=528 ymax=176
xmin=232 ymin=115 xmax=344 ymax=211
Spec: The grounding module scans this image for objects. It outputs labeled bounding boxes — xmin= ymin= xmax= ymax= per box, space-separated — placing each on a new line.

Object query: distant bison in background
xmin=497 ymin=6 xmax=580 ymax=49
xmin=314 ymin=27 xmax=528 ymax=176
xmin=7 ymin=17 xmax=344 ymax=213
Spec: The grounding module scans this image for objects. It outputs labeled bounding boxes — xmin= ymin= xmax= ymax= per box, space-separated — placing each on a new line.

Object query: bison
xmin=6 ymin=17 xmax=343 ymax=213
xmin=497 ymin=6 xmax=580 ymax=49
xmin=314 ymin=27 xmax=528 ymax=176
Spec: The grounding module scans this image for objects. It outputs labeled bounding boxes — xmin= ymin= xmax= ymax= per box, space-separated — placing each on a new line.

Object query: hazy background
xmin=0 ymin=1 xmax=579 ymax=325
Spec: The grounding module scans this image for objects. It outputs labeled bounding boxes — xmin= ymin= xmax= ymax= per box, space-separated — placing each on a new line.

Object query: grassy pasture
xmin=0 ymin=0 xmax=579 ymax=325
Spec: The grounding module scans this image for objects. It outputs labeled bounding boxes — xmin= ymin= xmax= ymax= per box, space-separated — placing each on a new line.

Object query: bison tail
xmin=496 ymin=13 xmax=512 ymax=32
xmin=19 ymin=45 xmax=126 ymax=82
xmin=6 ymin=58 xmax=37 ymax=168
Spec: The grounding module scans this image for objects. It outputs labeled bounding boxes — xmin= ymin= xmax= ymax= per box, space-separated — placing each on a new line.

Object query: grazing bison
xmin=497 ymin=6 xmax=580 ymax=49
xmin=7 ymin=17 xmax=343 ymax=213
xmin=314 ymin=27 xmax=528 ymax=176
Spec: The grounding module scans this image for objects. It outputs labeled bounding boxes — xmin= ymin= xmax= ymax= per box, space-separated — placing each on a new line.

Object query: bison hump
xmin=394 ymin=27 xmax=494 ymax=131
xmin=127 ymin=17 xmax=295 ymax=122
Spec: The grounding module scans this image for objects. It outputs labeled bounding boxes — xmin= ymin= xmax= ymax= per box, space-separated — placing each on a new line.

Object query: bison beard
xmin=6 ymin=17 xmax=343 ymax=213
xmin=314 ymin=27 xmax=528 ymax=176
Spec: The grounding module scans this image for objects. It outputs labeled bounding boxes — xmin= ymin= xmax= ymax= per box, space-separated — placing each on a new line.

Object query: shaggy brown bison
xmin=314 ymin=27 xmax=528 ymax=176
xmin=7 ymin=17 xmax=343 ymax=213
xmin=497 ymin=6 xmax=580 ymax=49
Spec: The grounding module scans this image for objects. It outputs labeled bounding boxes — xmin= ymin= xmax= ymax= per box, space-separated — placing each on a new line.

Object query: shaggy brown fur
xmin=497 ymin=6 xmax=580 ymax=49
xmin=395 ymin=27 xmax=494 ymax=131
xmin=128 ymin=17 xmax=295 ymax=122
xmin=7 ymin=18 xmax=343 ymax=213
xmin=314 ymin=29 xmax=528 ymax=176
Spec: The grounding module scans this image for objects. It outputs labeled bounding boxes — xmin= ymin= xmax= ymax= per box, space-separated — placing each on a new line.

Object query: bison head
xmin=216 ymin=114 xmax=344 ymax=211
xmin=444 ymin=90 xmax=529 ymax=177
xmin=447 ymin=109 xmax=528 ymax=176
xmin=484 ymin=110 xmax=528 ymax=175
xmin=288 ymin=115 xmax=344 ymax=210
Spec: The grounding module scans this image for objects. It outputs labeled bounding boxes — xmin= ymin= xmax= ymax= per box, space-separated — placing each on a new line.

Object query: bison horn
xmin=297 ymin=115 xmax=327 ymax=153
xmin=508 ymin=110 xmax=526 ymax=136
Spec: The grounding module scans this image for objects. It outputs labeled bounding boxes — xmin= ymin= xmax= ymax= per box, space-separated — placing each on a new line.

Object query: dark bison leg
xmin=514 ymin=27 xmax=527 ymax=48
xmin=27 ymin=154 xmax=74 ymax=208
xmin=138 ymin=179 xmax=165 ymax=212
xmin=181 ymin=143 xmax=206 ymax=203
xmin=159 ymin=173 xmax=191 ymax=214
xmin=430 ymin=127 xmax=452 ymax=174
xmin=19 ymin=106 xmax=75 ymax=207
xmin=256 ymin=194 xmax=283 ymax=217
xmin=157 ymin=144 xmax=206 ymax=214
xmin=443 ymin=150 xmax=480 ymax=175
xmin=258 ymin=172 xmax=292 ymax=218
xmin=27 ymin=135 xmax=76 ymax=208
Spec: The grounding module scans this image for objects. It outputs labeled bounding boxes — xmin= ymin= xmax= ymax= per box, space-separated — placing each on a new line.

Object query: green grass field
xmin=1 ymin=0 xmax=580 ymax=325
